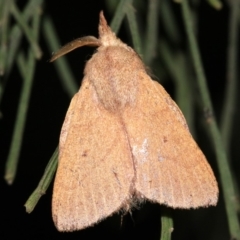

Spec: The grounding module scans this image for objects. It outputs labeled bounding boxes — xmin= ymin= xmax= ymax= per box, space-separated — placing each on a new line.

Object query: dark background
xmin=0 ymin=1 xmax=237 ymax=239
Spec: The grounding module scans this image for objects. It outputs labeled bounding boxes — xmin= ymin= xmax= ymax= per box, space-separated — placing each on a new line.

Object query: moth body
xmin=51 ymin=11 xmax=218 ymax=232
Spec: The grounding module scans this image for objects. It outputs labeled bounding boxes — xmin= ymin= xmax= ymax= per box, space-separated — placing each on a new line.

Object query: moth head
xmin=50 ymin=11 xmax=132 ymax=62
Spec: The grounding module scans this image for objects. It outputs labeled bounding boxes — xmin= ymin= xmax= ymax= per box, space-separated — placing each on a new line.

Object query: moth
xmin=51 ymin=11 xmax=218 ymax=232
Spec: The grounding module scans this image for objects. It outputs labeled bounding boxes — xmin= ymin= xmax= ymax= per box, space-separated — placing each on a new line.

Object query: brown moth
xmin=51 ymin=11 xmax=218 ymax=232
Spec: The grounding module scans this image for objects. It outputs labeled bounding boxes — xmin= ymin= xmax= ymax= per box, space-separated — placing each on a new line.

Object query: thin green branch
xmin=220 ymin=0 xmax=240 ymax=153
xmin=5 ymin=6 xmax=41 ymax=185
xmin=42 ymin=16 xmax=78 ymax=98
xmin=0 ymin=0 xmax=43 ymax=105
xmin=104 ymin=0 xmax=119 ymax=13
xmin=6 ymin=0 xmax=43 ymax=76
xmin=160 ymin=208 xmax=174 ymax=240
xmin=10 ymin=1 xmax=42 ymax=59
xmin=25 ymin=147 xmax=58 ymax=213
xmin=159 ymin=40 xmax=195 ymax=133
xmin=126 ymin=6 xmax=142 ymax=55
xmin=109 ymin=0 xmax=133 ymax=33
xmin=160 ymin=0 xmax=182 ymax=44
xmin=206 ymin=0 xmax=223 ymax=10
xmin=0 ymin=0 xmax=11 ymax=75
xmin=144 ymin=0 xmax=159 ymax=65
xmin=181 ymin=1 xmax=240 ymax=239
xmin=17 ymin=52 xmax=27 ymax=77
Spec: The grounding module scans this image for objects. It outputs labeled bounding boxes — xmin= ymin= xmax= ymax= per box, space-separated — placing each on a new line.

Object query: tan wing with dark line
xmin=122 ymin=71 xmax=218 ymax=208
xmin=52 ymin=78 xmax=134 ymax=231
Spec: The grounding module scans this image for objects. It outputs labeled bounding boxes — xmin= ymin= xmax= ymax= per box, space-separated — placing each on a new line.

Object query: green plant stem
xmin=144 ymin=0 xmax=159 ymax=65
xmin=206 ymin=0 xmax=223 ymax=9
xmin=110 ymin=0 xmax=133 ymax=33
xmin=104 ymin=0 xmax=118 ymax=13
xmin=0 ymin=0 xmax=43 ymax=105
xmin=220 ymin=0 xmax=239 ymax=153
xmin=6 ymin=0 xmax=43 ymax=76
xmin=4 ymin=6 xmax=41 ymax=185
xmin=0 ymin=0 xmax=11 ymax=75
xmin=11 ymin=1 xmax=42 ymax=59
xmin=17 ymin=52 xmax=27 ymax=77
xmin=181 ymin=1 xmax=240 ymax=239
xmin=160 ymin=207 xmax=174 ymax=240
xmin=126 ymin=6 xmax=142 ymax=55
xmin=159 ymin=40 xmax=194 ymax=133
xmin=25 ymin=147 xmax=58 ymax=213
xmin=43 ymin=16 xmax=78 ymax=98
xmin=160 ymin=0 xmax=182 ymax=45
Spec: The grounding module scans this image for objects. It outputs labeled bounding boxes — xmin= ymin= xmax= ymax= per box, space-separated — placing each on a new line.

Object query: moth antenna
xmin=50 ymin=36 xmax=100 ymax=62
